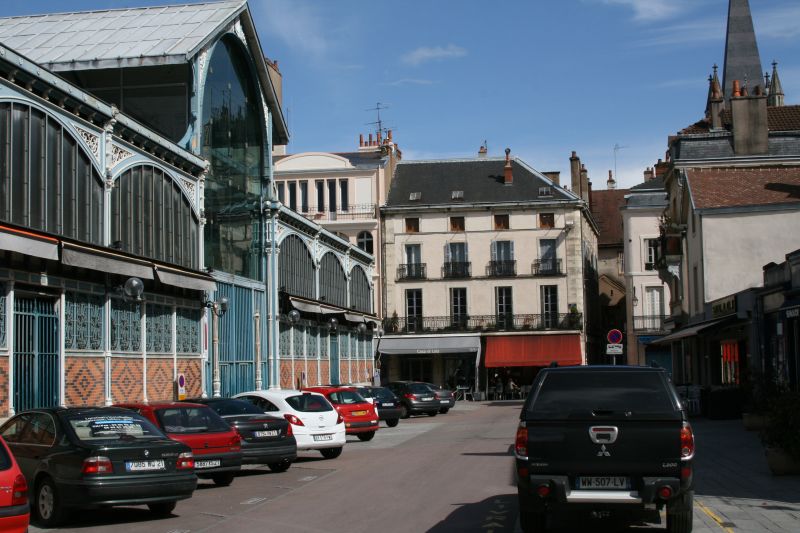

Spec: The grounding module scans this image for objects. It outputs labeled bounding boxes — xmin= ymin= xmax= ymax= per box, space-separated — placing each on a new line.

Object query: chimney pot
xmin=571 ymin=150 xmax=577 ymax=158
xmin=359 ymin=134 xmax=364 ymax=147
xmin=504 ymin=148 xmax=513 ymax=185
xmin=732 ymin=80 xmax=741 ymax=97
xmin=388 ymin=129 xmax=393 ymax=141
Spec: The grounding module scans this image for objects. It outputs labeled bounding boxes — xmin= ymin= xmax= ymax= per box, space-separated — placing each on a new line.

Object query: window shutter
xmin=464 ymin=242 xmax=469 ymax=261
xmin=510 ymin=241 xmax=515 ymax=260
xmin=490 ymin=241 xmax=497 ymax=261
xmin=444 ymin=243 xmax=451 ymax=263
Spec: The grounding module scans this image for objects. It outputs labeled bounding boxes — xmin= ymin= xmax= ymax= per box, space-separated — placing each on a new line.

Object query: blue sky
xmin=4 ymin=0 xmax=800 ymax=189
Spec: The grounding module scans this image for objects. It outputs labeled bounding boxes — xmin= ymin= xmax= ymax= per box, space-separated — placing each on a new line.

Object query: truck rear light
xmin=176 ymin=451 xmax=194 ymax=470
xmin=536 ymin=484 xmax=551 ymax=498
xmin=82 ymin=456 xmax=113 ymax=475
xmin=285 ymin=414 xmax=304 ymax=426
xmin=514 ymin=421 xmax=528 ymax=458
xmin=658 ymin=486 xmax=673 ymax=500
xmin=11 ymin=474 xmax=27 ymax=506
xmin=404 ymin=393 xmax=417 ymax=400
xmin=680 ymin=422 xmax=695 ymax=459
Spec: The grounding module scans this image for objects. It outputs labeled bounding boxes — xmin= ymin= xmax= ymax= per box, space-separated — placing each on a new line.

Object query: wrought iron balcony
xmin=442 ymin=261 xmax=471 ymax=279
xmin=486 ymin=260 xmax=517 ymax=277
xmin=307 ymin=203 xmax=376 ymax=222
xmin=382 ymin=312 xmax=583 ymax=335
xmin=532 ymin=258 xmax=563 ymax=276
xmin=633 ymin=315 xmax=668 ymax=334
xmin=397 ymin=263 xmax=427 ymax=281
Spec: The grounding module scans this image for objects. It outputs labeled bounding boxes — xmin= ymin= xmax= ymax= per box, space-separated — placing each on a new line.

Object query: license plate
xmin=313 ymin=434 xmax=334 ymax=442
xmin=125 ymin=459 xmax=165 ymax=472
xmin=440 ymin=400 xmax=449 ymax=404
xmin=421 ymin=397 xmax=433 ymax=401
xmin=577 ymin=476 xmax=630 ymax=489
xmin=351 ymin=410 xmax=367 ymax=416
xmin=195 ymin=459 xmax=222 ymax=469
xmin=254 ymin=430 xmax=279 ymax=438
xmin=382 ymin=403 xmax=394 ymax=407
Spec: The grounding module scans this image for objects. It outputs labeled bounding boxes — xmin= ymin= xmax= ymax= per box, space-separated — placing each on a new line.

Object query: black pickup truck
xmin=515 ymin=366 xmax=695 ymax=532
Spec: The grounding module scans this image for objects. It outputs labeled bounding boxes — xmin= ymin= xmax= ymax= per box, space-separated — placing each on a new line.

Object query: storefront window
xmin=146 ymin=304 xmax=173 ymax=354
xmin=65 ymin=292 xmax=104 ymax=351
xmin=176 ymin=307 xmax=201 ymax=354
xmin=201 ymin=38 xmax=264 ymax=280
xmin=110 ymin=299 xmax=141 ymax=353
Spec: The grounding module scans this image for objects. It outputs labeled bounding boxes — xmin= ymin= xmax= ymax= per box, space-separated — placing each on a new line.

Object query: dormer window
xmin=409 ymin=192 xmax=422 ymax=201
xmin=538 ymin=186 xmax=553 ymax=197
xmin=451 ymin=190 xmax=464 ymax=200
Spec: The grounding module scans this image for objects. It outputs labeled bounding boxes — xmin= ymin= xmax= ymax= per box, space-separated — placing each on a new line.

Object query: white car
xmin=234 ymin=390 xmax=346 ymax=459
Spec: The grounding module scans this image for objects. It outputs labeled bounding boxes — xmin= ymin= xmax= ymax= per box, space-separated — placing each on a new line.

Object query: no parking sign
xmin=176 ymin=373 xmax=186 ymax=400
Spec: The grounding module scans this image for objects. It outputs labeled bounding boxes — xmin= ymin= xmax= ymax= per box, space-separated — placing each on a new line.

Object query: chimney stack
xmin=570 ymin=151 xmax=582 ymax=196
xmin=607 ymin=170 xmax=616 ymax=190
xmin=543 ymin=171 xmax=561 ymax=186
xmin=580 ymin=163 xmax=590 ymax=203
xmin=503 ymin=148 xmax=513 ymax=185
xmin=359 ymin=134 xmax=364 ymax=147
xmin=730 ymin=79 xmax=768 ymax=156
xmin=643 ymin=167 xmax=655 ymax=182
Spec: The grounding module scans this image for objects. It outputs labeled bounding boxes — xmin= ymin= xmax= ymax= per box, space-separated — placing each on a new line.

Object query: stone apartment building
xmin=380 ymin=148 xmax=599 ymax=393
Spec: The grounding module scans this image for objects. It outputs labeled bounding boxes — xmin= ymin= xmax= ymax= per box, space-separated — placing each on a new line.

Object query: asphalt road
xmin=32 ymin=400 xmax=522 ymax=533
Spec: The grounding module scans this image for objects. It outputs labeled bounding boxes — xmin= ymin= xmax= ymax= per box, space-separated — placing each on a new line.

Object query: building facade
xmin=380 ymin=149 xmax=598 ymax=393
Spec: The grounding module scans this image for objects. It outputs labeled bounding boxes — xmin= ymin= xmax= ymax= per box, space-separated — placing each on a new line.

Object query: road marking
xmin=241 ymin=497 xmax=267 ymax=505
xmin=697 ymin=501 xmax=736 ymax=533
xmin=298 ymin=476 xmax=317 ymax=482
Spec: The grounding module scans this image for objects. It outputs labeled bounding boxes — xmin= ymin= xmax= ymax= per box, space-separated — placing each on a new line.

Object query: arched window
xmin=356 ymin=231 xmax=374 ymax=254
xmin=201 ymin=37 xmax=264 ymax=280
xmin=0 ymin=102 xmax=104 ymax=244
xmin=319 ymin=252 xmax=347 ymax=308
xmin=349 ymin=266 xmax=372 ymax=314
xmin=112 ymin=165 xmax=199 ymax=269
xmin=278 ymin=235 xmax=316 ymax=299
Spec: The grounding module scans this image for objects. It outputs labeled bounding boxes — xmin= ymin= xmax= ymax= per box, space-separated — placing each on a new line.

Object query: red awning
xmin=484 ymin=334 xmax=582 ymax=368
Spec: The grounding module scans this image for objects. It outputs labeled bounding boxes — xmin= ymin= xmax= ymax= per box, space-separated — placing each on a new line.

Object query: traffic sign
xmin=176 ymin=373 xmax=186 ymax=400
xmin=606 ymin=343 xmax=623 ymax=355
xmin=607 ymin=329 xmax=623 ymax=344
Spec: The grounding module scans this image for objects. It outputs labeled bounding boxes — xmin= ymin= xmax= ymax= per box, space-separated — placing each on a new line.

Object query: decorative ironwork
xmin=181 ymin=178 xmax=198 ymax=207
xmin=633 ymin=315 xmax=668 ymax=334
xmin=383 ymin=313 xmax=583 ymax=335
xmin=110 ymin=144 xmax=134 ymax=167
xmin=176 ymin=307 xmax=201 ymax=354
xmin=14 ymin=296 xmax=59 ymax=411
xmin=293 ymin=324 xmax=305 ymax=357
xmin=320 ymin=328 xmax=329 ymax=359
xmin=110 ymin=299 xmax=141 ymax=352
xmin=532 ymin=259 xmax=563 ymax=276
xmin=146 ymin=304 xmax=172 ymax=353
xmin=487 ymin=260 xmax=517 ymax=277
xmin=65 ymin=292 xmax=104 ymax=351
xmin=397 ymin=263 xmax=427 ymax=280
xmin=442 ymin=262 xmax=471 ymax=279
xmin=73 ymin=124 xmax=101 ymax=162
xmin=307 ymin=203 xmax=376 ymax=222
xmin=279 ymin=321 xmax=291 ymax=358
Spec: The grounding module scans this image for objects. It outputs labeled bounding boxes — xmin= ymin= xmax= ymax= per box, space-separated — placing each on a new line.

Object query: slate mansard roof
xmin=385 ymin=158 xmax=577 ymax=208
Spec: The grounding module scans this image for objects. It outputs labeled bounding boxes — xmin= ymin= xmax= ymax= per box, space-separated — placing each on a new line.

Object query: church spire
xmin=768 ymin=61 xmax=785 ymax=107
xmin=722 ymin=0 xmax=764 ymax=104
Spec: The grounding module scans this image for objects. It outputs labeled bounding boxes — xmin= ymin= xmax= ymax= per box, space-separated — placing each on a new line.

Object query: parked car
xmin=351 ymin=386 xmax=402 ymax=427
xmin=190 ymin=398 xmax=297 ymax=473
xmin=0 ymin=407 xmax=196 ymax=527
xmin=116 ymin=402 xmax=242 ymax=486
xmin=385 ymin=381 xmax=441 ymax=418
xmin=303 ymin=387 xmax=379 ymax=441
xmin=422 ymin=382 xmax=456 ymax=413
xmin=234 ymin=390 xmax=346 ymax=459
xmin=0 ymin=435 xmax=29 ymax=533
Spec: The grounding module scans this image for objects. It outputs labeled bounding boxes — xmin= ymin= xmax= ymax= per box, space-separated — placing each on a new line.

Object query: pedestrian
xmin=495 ymin=378 xmax=505 ymax=401
xmin=507 ymin=377 xmax=519 ymax=399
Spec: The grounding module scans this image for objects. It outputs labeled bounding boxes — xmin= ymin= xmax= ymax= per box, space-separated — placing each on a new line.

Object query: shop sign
xmin=415 ymin=349 xmax=441 ymax=354
xmin=711 ymin=295 xmax=736 ymax=319
xmin=787 ymin=307 xmax=800 ymax=319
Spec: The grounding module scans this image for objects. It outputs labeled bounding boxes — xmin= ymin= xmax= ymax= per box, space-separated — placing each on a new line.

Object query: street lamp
xmin=327 ymin=317 xmax=338 ymax=331
xmin=204 ymin=294 xmax=229 ymax=398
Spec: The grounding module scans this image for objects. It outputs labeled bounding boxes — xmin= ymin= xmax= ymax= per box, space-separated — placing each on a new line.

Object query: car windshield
xmin=66 ymin=413 xmax=164 ymax=442
xmin=373 ymin=388 xmax=396 ymax=401
xmin=409 ymin=383 xmax=433 ymax=394
xmin=156 ymin=407 xmax=230 ymax=434
xmin=328 ymin=390 xmax=366 ymax=405
xmin=355 ymin=387 xmax=372 ymax=398
xmin=204 ymin=399 xmax=265 ymax=416
xmin=286 ymin=394 xmax=334 ymax=412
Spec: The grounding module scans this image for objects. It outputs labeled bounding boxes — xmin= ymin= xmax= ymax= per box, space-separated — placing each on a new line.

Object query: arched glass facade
xmin=319 ymin=252 xmax=347 ymax=308
xmin=0 ymin=102 xmax=103 ymax=244
xmin=349 ymin=266 xmax=372 ymax=314
xmin=201 ymin=37 xmax=264 ymax=280
xmin=278 ymin=234 xmax=316 ymax=299
xmin=112 ymin=165 xmax=199 ymax=269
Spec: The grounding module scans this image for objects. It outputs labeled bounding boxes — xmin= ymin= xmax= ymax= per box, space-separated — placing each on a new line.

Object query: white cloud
xmin=401 ymin=44 xmax=467 ymax=66
xmin=255 ymin=0 xmax=329 ymax=59
xmin=383 ymin=78 xmax=437 ymax=87
xmin=598 ymin=0 xmax=690 ymax=21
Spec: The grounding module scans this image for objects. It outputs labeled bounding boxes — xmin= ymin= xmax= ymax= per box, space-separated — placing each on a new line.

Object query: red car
xmin=116 ymin=402 xmax=242 ymax=486
xmin=0 ymin=435 xmax=28 ymax=532
xmin=302 ymin=387 xmax=379 ymax=441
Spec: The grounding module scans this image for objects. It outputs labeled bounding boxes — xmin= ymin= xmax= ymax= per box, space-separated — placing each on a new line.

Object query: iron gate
xmin=330 ymin=332 xmax=340 ymax=385
xmin=14 ymin=295 xmax=59 ymax=411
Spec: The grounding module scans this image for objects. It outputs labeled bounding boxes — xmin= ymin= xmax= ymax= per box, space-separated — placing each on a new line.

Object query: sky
xmin=3 ymin=0 xmax=800 ymax=189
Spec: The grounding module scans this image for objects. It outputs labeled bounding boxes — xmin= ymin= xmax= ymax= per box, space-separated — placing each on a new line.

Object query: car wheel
xmin=212 ymin=473 xmax=235 ymax=486
xmin=666 ymin=490 xmax=694 ymax=533
xmin=148 ymin=501 xmax=177 ymax=516
xmin=520 ymin=510 xmax=547 ymax=532
xmin=427 ymin=411 xmax=438 ymax=417
xmin=400 ymin=404 xmax=410 ymax=419
xmin=320 ymin=447 xmax=343 ymax=459
xmin=357 ymin=431 xmax=375 ymax=442
xmin=268 ymin=459 xmax=292 ymax=473
xmin=34 ymin=477 xmax=65 ymax=527
xmin=386 ymin=418 xmax=399 ymax=427
xmin=439 ymin=407 xmax=450 ymax=414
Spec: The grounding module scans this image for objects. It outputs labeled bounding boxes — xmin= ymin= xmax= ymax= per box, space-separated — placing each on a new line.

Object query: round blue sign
xmin=607 ymin=329 xmax=623 ymax=344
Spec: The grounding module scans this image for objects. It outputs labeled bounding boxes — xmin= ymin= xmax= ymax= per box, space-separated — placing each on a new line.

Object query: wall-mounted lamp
xmin=288 ymin=309 xmax=301 ymax=324
xmin=632 ymin=287 xmax=639 ymax=307
xmin=328 ymin=317 xmax=338 ymax=331
xmin=357 ymin=323 xmax=367 ymax=335
xmin=115 ymin=277 xmax=144 ymax=302
xmin=204 ymin=294 xmax=229 ymax=317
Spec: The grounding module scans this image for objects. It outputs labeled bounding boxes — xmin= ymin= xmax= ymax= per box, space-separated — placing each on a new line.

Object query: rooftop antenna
xmin=365 ymin=102 xmax=395 ymax=140
xmin=613 ymin=143 xmax=628 ymax=185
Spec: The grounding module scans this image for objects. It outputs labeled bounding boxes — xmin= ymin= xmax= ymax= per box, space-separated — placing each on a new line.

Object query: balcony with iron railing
xmin=442 ymin=262 xmax=471 ymax=279
xmin=532 ymin=258 xmax=563 ymax=276
xmin=305 ymin=203 xmax=376 ymax=222
xmin=383 ymin=313 xmax=583 ymax=335
xmin=486 ymin=260 xmax=517 ymax=277
xmin=633 ymin=315 xmax=668 ymax=334
xmin=397 ymin=263 xmax=427 ymax=281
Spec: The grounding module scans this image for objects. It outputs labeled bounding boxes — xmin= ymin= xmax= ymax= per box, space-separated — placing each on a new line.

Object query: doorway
xmin=14 ymin=295 xmax=59 ymax=411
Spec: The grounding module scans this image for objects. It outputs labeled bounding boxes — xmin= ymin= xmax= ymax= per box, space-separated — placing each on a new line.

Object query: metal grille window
xmin=110 ymin=299 xmax=142 ymax=352
xmin=349 ymin=266 xmax=372 ymax=314
xmin=146 ymin=304 xmax=172 ymax=353
xmin=65 ymin=292 xmax=104 ymax=351
xmin=0 ymin=284 xmax=6 ymax=348
xmin=308 ymin=325 xmax=319 ymax=357
xmin=279 ymin=321 xmax=291 ymax=358
xmin=320 ymin=328 xmax=329 ymax=359
xmin=176 ymin=307 xmax=201 ymax=354
xmin=319 ymin=253 xmax=347 ymax=308
xmin=340 ymin=330 xmax=350 ymax=360
xmin=0 ymin=102 xmax=104 ymax=243
xmin=293 ymin=324 xmax=305 ymax=357
xmin=112 ymin=165 xmax=199 ymax=269
xmin=278 ymin=235 xmax=316 ymax=299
